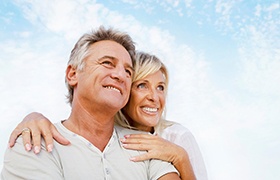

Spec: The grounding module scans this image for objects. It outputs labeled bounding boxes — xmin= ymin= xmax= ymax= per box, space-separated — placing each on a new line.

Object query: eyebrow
xmin=98 ymin=55 xmax=135 ymax=72
xmin=98 ymin=55 xmax=115 ymax=61
xmin=139 ymin=79 xmax=166 ymax=85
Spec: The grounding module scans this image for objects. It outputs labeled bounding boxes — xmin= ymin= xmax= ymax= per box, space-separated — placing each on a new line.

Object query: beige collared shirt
xmin=2 ymin=122 xmax=178 ymax=180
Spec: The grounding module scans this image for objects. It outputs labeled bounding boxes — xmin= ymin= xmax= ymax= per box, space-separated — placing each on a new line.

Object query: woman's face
xmin=123 ymin=70 xmax=166 ymax=132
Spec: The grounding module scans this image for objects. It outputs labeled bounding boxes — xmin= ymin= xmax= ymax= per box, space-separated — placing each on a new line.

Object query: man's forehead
xmin=88 ymin=40 xmax=133 ymax=65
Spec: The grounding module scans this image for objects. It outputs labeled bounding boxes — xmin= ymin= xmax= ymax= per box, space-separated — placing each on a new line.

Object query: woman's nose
xmin=146 ymin=89 xmax=159 ymax=102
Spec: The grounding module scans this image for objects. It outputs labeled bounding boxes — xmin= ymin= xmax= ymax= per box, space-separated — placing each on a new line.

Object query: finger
xmin=30 ymin=131 xmax=42 ymax=154
xmin=21 ymin=129 xmax=32 ymax=151
xmin=122 ymin=143 xmax=151 ymax=151
xmin=125 ymin=134 xmax=154 ymax=139
xmin=130 ymin=153 xmax=152 ymax=162
xmin=27 ymin=114 xmax=54 ymax=153
xmin=8 ymin=128 xmax=23 ymax=148
xmin=41 ymin=130 xmax=54 ymax=152
xmin=120 ymin=137 xmax=147 ymax=145
xmin=51 ymin=126 xmax=70 ymax=146
xmin=121 ymin=136 xmax=158 ymax=146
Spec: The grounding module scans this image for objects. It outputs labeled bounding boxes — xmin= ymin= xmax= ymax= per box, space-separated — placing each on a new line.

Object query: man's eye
xmin=125 ymin=69 xmax=132 ymax=76
xmin=102 ymin=61 xmax=113 ymax=66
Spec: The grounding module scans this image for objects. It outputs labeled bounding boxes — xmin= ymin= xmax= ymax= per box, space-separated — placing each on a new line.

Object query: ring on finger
xmin=21 ymin=127 xmax=31 ymax=134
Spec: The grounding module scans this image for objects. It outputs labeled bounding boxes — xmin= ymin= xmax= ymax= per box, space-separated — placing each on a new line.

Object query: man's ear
xmin=66 ymin=65 xmax=78 ymax=86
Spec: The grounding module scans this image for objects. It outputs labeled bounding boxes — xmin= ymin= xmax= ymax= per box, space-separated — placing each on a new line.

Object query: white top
xmin=160 ymin=123 xmax=208 ymax=180
xmin=1 ymin=122 xmax=178 ymax=180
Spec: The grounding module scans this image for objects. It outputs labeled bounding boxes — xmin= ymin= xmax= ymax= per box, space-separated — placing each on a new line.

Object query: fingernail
xmin=122 ymin=144 xmax=127 ymax=148
xmin=124 ymin=135 xmax=130 ymax=138
xmin=47 ymin=144 xmax=53 ymax=152
xmin=120 ymin=138 xmax=125 ymax=142
xmin=25 ymin=144 xmax=31 ymax=151
xmin=130 ymin=157 xmax=136 ymax=161
xmin=34 ymin=146 xmax=40 ymax=154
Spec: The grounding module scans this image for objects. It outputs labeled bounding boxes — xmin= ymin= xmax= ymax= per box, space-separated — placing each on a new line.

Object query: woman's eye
xmin=137 ymin=83 xmax=146 ymax=89
xmin=157 ymin=85 xmax=165 ymax=91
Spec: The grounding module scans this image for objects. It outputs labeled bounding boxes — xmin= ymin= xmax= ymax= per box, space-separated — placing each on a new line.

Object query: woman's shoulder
xmin=163 ymin=120 xmax=192 ymax=135
xmin=160 ymin=120 xmax=195 ymax=141
xmin=161 ymin=121 xmax=199 ymax=149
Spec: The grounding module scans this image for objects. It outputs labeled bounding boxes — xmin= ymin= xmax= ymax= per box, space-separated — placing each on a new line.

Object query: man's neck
xmin=64 ymin=100 xmax=117 ymax=152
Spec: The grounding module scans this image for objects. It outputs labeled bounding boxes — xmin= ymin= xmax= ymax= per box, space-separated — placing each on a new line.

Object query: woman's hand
xmin=8 ymin=112 xmax=70 ymax=154
xmin=120 ymin=133 xmax=196 ymax=180
xmin=120 ymin=133 xmax=181 ymax=162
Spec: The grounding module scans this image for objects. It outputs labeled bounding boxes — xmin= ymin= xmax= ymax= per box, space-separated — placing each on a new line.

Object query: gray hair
xmin=66 ymin=26 xmax=136 ymax=105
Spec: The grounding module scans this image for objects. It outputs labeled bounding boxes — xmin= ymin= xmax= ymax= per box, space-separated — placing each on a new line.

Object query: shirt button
xmin=105 ymin=168 xmax=109 ymax=174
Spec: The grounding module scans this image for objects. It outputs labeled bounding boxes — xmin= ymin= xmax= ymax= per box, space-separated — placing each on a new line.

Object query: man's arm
xmin=1 ymin=136 xmax=63 ymax=179
xmin=158 ymin=172 xmax=181 ymax=180
xmin=149 ymin=158 xmax=180 ymax=180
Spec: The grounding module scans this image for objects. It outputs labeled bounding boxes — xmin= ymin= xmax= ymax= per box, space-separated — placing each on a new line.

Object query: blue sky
xmin=0 ymin=0 xmax=279 ymax=179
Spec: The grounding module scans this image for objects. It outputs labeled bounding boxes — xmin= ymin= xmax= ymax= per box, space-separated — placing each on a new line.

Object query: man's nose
xmin=111 ymin=66 xmax=128 ymax=82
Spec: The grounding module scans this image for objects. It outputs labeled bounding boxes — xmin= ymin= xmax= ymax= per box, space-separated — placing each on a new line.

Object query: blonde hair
xmin=115 ymin=51 xmax=173 ymax=135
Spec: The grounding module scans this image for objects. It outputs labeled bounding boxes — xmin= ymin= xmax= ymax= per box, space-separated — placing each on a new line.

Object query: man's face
xmin=71 ymin=40 xmax=133 ymax=111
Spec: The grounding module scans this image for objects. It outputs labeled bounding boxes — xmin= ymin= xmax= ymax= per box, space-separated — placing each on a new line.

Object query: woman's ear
xmin=66 ymin=65 xmax=78 ymax=86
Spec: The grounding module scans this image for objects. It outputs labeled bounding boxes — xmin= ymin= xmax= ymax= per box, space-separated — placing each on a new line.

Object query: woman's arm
xmin=9 ymin=112 xmax=70 ymax=153
xmin=121 ymin=134 xmax=196 ymax=180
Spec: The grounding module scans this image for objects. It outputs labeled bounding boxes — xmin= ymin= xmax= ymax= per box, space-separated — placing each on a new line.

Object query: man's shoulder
xmin=53 ymin=121 xmax=62 ymax=128
xmin=114 ymin=124 xmax=147 ymax=136
xmin=53 ymin=121 xmax=69 ymax=135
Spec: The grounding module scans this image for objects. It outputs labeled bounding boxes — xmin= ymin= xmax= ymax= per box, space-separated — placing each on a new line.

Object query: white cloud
xmin=255 ymin=4 xmax=261 ymax=17
xmin=184 ymin=0 xmax=193 ymax=8
xmin=265 ymin=2 xmax=279 ymax=12
xmin=237 ymin=11 xmax=280 ymax=96
xmin=0 ymin=34 xmax=71 ymax=168
xmin=14 ymin=0 xmax=105 ymax=41
xmin=214 ymin=0 xmax=235 ymax=30
xmin=121 ymin=0 xmax=138 ymax=4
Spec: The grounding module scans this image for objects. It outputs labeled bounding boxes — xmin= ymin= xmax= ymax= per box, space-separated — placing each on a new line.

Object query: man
xmin=1 ymin=26 xmax=180 ymax=180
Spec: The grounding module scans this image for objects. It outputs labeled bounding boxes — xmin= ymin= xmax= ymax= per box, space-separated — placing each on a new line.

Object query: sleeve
xmin=148 ymin=159 xmax=179 ymax=180
xmin=1 ymin=136 xmax=63 ymax=180
xmin=177 ymin=128 xmax=208 ymax=180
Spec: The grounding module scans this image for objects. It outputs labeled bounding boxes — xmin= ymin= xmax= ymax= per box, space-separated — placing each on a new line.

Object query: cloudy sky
xmin=0 ymin=0 xmax=279 ymax=179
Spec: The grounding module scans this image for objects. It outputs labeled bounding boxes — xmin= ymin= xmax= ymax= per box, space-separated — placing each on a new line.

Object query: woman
xmin=9 ymin=52 xmax=207 ymax=180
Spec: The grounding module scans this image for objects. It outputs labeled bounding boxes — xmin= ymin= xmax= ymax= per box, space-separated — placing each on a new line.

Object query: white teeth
xmin=105 ymin=86 xmax=120 ymax=93
xmin=143 ymin=107 xmax=157 ymax=112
